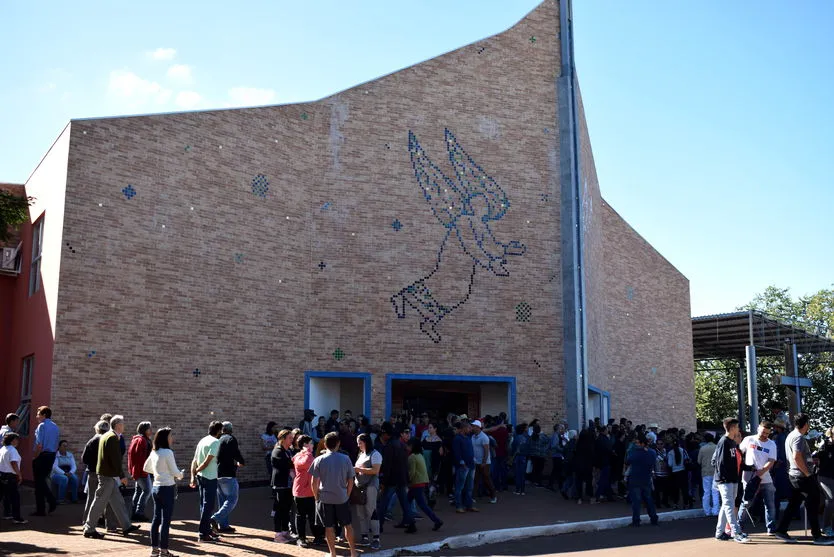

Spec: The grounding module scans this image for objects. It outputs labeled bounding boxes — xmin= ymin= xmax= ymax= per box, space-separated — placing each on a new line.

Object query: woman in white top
xmin=143 ymin=427 xmax=184 ymax=557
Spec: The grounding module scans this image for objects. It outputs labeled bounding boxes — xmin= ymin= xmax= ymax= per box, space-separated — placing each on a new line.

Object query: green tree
xmin=0 ymin=190 xmax=33 ymax=242
xmin=696 ymin=285 xmax=834 ymax=430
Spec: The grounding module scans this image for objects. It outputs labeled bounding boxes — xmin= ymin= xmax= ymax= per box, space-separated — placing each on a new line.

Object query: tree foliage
xmin=696 ymin=285 xmax=834 ymax=430
xmin=0 ymin=190 xmax=34 ymax=242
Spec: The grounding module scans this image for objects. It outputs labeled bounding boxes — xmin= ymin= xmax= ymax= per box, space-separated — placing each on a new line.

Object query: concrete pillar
xmin=558 ymin=0 xmax=587 ymax=430
xmin=737 ymin=359 xmax=747 ymax=432
xmin=746 ymin=345 xmax=758 ymax=430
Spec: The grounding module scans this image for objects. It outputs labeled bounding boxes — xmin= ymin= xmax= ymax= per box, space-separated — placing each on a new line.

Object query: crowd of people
xmin=1 ymin=403 xmax=833 ymax=556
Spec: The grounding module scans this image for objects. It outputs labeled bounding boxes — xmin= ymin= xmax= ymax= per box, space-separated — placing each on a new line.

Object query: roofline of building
xmin=70 ymin=3 xmax=545 ymax=125
xmin=599 ymin=197 xmax=690 ymax=283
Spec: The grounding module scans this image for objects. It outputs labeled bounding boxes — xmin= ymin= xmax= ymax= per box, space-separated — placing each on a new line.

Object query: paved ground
xmin=0 ymin=484 xmax=813 ymax=556
xmin=433 ymin=516 xmax=825 ymax=556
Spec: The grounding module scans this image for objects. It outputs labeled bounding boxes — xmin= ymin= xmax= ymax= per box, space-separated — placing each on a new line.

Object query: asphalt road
xmin=433 ymin=517 xmax=827 ymax=556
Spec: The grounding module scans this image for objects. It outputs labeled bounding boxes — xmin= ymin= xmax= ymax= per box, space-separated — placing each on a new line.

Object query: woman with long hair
xmin=666 ymin=437 xmax=691 ymax=509
xmin=353 ymin=433 xmax=382 ymax=550
xmin=421 ymin=423 xmax=443 ymax=483
xmin=314 ymin=417 xmax=327 ymax=443
xmin=292 ymin=435 xmax=324 ymax=547
xmin=271 ymin=429 xmax=294 ymax=543
xmin=143 ymin=427 xmax=184 ymax=557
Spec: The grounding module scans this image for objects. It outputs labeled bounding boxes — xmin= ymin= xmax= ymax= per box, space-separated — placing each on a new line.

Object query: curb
xmin=368 ymin=509 xmax=706 ymax=556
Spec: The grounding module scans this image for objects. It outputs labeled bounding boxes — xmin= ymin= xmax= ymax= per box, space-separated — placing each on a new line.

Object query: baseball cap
xmin=472 ymin=420 xmax=483 ymax=428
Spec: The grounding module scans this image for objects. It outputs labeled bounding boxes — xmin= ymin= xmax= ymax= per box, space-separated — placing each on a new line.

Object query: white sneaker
xmin=733 ymin=534 xmax=749 ymax=544
xmin=489 ymin=497 xmax=498 ymax=504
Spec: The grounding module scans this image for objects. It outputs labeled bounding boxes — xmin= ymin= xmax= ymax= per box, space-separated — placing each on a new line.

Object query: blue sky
xmin=1 ymin=1 xmax=832 ymax=317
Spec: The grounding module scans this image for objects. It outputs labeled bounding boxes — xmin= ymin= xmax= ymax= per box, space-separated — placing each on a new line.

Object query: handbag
xmin=349 ymin=485 xmax=367 ymax=505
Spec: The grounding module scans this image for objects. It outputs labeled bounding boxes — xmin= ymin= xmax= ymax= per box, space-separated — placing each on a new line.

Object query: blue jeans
xmin=212 ymin=477 xmax=239 ymax=528
xmin=492 ymin=456 xmax=508 ymax=491
xmin=513 ymin=457 xmax=527 ymax=493
xmin=132 ymin=475 xmax=152 ymax=515
xmin=628 ymin=484 xmax=658 ymax=525
xmin=408 ymin=487 xmax=442 ymax=525
xmin=197 ymin=476 xmax=218 ymax=537
xmin=377 ymin=484 xmax=413 ymax=527
xmin=595 ymin=466 xmax=611 ymax=500
xmin=739 ymin=480 xmax=776 ymax=533
xmin=151 ymin=484 xmax=176 ymax=549
xmin=51 ymin=472 xmax=79 ymax=502
xmin=454 ymin=466 xmax=475 ymax=509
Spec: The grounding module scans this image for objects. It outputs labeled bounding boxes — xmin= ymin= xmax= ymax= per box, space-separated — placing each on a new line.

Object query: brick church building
xmin=1 ymin=0 xmax=694 ymax=481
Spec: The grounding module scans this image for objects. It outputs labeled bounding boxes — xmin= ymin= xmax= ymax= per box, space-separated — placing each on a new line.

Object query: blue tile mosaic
xmin=251 ymin=174 xmax=269 ymax=198
xmin=122 ymin=185 xmax=137 ymax=199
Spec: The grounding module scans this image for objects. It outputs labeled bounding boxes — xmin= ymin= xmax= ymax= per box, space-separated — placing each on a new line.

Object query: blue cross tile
xmin=391 ymin=219 xmax=403 ymax=232
xmin=122 ymin=185 xmax=136 ymax=199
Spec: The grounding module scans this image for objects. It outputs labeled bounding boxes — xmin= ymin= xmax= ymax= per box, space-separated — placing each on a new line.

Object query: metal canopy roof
xmin=692 ymin=310 xmax=834 ymax=360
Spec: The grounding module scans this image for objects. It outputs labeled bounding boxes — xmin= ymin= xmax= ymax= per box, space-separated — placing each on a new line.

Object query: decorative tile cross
xmin=318 ymin=261 xmax=327 ymax=270
xmin=122 ymin=185 xmax=137 ymax=200
xmin=193 ymin=368 xmax=201 ymax=378
xmin=391 ymin=219 xmax=403 ymax=232
xmin=529 ymin=35 xmax=537 ymax=44
xmin=333 ymin=348 xmax=345 ymax=361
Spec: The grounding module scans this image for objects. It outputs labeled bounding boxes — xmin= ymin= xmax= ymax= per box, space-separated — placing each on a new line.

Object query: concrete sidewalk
xmin=0 ymin=484 xmax=704 ymax=556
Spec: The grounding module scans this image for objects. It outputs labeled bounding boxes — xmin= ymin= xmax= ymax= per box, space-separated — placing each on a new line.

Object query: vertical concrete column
xmin=791 ymin=343 xmax=801 ymax=414
xmin=737 ymin=359 xmax=747 ymax=432
xmin=746 ymin=345 xmax=758 ymax=429
xmin=558 ymin=0 xmax=587 ymax=430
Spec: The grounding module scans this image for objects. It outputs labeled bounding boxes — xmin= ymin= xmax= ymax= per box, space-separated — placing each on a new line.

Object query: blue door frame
xmin=385 ymin=373 xmax=516 ymax=425
xmin=587 ymin=384 xmax=610 ymax=422
xmin=304 ymin=371 xmax=372 ymax=418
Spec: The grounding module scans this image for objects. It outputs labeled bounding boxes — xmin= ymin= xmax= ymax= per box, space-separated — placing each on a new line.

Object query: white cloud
xmin=227 ymin=87 xmax=277 ymax=107
xmin=166 ymin=64 xmax=193 ymax=84
xmin=147 ymin=48 xmax=176 ymax=61
xmin=175 ymin=90 xmax=203 ymax=109
xmin=107 ymin=70 xmax=172 ymax=107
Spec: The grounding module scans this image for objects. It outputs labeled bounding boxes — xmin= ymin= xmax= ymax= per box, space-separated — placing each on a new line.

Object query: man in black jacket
xmin=712 ymin=417 xmax=748 ymax=543
xmin=376 ymin=422 xmax=415 ymax=533
xmin=81 ymin=420 xmax=110 ymax=527
xmin=210 ymin=422 xmax=245 ymax=533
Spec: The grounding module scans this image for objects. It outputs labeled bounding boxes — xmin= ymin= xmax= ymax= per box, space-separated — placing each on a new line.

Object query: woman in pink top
xmin=292 ymin=436 xmax=323 ymax=548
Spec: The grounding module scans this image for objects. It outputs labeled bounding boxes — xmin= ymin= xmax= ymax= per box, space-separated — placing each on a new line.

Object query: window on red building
xmin=17 ymin=355 xmax=34 ymax=436
xmin=29 ymin=216 xmax=44 ymax=297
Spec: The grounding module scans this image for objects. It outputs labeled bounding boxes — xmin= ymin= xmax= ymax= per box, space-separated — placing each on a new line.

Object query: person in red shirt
xmin=292 ymin=435 xmax=324 ymax=548
xmin=485 ymin=419 xmax=510 ymax=492
xmin=415 ymin=414 xmax=430 ymax=441
xmin=127 ymin=421 xmax=153 ymax=521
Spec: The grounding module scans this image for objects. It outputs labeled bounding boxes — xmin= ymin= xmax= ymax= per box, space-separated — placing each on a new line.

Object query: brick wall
xmin=576 ymin=86 xmax=695 ymax=430
xmin=49 ymin=1 xmax=568 ymax=482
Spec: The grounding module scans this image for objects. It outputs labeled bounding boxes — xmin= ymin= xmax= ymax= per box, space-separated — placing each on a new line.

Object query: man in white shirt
xmin=737 ymin=421 xmax=777 ymax=534
xmin=470 ymin=421 xmax=497 ymax=504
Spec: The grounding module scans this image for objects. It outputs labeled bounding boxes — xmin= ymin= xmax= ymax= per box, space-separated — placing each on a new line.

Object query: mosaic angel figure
xmin=391 ymin=129 xmax=526 ymax=342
